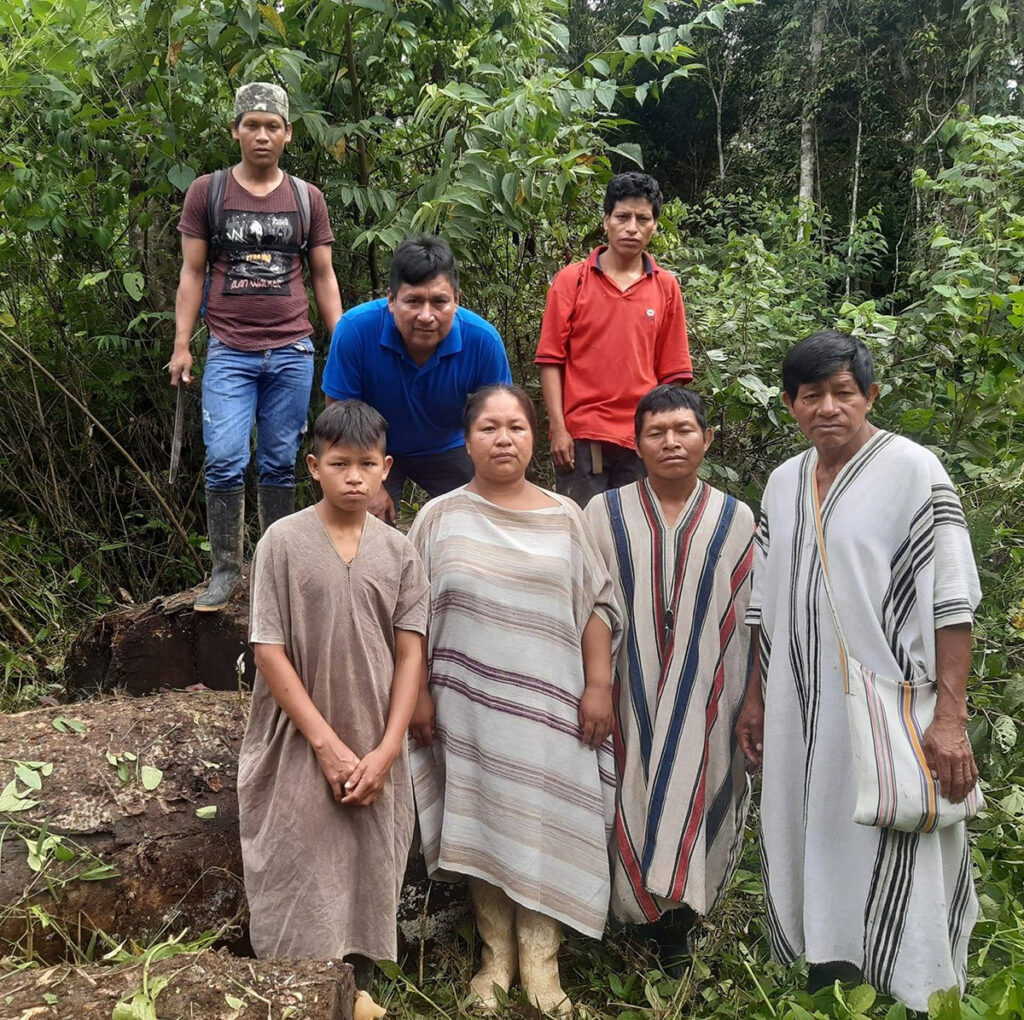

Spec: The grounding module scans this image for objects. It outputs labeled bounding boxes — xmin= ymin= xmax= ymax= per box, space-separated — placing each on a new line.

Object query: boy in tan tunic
xmin=238 ymin=400 xmax=429 ymax=987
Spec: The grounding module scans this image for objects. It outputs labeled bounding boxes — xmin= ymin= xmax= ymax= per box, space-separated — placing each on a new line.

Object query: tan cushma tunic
xmin=238 ymin=508 xmax=429 ymax=961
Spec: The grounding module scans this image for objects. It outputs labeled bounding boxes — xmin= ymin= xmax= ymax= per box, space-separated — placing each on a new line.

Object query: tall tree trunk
xmin=845 ymin=97 xmax=863 ymax=299
xmin=713 ymin=87 xmax=726 ymax=181
xmin=568 ymin=0 xmax=588 ymax=68
xmin=345 ymin=13 xmax=380 ymax=295
xmin=798 ymin=1 xmax=826 ymax=235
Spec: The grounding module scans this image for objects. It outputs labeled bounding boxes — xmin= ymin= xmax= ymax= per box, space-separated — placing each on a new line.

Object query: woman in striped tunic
xmin=736 ymin=331 xmax=981 ymax=1011
xmin=408 ymin=384 xmax=621 ymax=1016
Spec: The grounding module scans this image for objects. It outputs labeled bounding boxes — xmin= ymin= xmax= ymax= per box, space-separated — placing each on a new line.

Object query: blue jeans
xmin=202 ymin=336 xmax=314 ymax=491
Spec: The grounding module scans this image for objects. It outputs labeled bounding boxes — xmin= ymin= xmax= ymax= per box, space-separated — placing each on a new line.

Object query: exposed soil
xmin=0 ymin=690 xmax=468 ymax=965
xmin=0 ymin=691 xmax=247 ymax=962
xmin=0 ymin=948 xmax=353 ymax=1019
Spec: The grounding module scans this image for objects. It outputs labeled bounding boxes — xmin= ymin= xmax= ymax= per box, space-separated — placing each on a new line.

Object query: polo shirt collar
xmin=589 ymin=245 xmax=657 ymax=276
xmin=381 ymin=308 xmax=463 ymax=364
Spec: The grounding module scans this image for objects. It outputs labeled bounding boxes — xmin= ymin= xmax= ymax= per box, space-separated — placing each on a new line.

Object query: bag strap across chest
xmin=809 ymin=462 xmax=854 ymax=693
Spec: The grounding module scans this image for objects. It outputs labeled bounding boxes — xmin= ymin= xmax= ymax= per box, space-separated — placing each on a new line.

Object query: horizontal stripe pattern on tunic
xmin=409 ymin=487 xmax=621 ymax=938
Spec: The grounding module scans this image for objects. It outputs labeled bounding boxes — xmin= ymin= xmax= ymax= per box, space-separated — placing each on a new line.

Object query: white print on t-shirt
xmin=220 ymin=211 xmax=299 ymax=297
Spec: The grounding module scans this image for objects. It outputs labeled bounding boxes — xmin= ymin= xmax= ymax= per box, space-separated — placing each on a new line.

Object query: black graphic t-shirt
xmin=221 ymin=211 xmax=300 ymax=296
xmin=178 ymin=171 xmax=334 ymax=351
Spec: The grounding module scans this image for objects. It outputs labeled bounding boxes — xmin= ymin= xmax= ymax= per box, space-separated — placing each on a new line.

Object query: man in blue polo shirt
xmin=322 ymin=235 xmax=511 ymax=522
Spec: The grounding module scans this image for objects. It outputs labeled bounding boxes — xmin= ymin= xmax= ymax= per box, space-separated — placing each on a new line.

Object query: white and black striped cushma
xmin=746 ymin=431 xmax=982 ymax=1012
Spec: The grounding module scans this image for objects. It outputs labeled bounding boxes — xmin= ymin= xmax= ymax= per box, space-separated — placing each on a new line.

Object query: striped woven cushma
xmin=747 ymin=431 xmax=981 ymax=1012
xmin=585 ymin=479 xmax=755 ymax=924
xmin=407 ymin=487 xmax=622 ymax=938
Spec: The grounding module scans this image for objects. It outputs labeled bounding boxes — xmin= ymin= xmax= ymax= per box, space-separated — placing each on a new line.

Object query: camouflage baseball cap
xmin=234 ymin=82 xmax=289 ymax=122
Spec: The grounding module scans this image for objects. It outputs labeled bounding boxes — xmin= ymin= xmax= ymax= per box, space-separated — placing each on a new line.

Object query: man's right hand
xmin=368 ymin=488 xmax=396 ymax=525
xmin=735 ymin=690 xmax=765 ymax=772
xmin=550 ymin=425 xmax=575 ymax=471
xmin=169 ymin=346 xmax=193 ymax=386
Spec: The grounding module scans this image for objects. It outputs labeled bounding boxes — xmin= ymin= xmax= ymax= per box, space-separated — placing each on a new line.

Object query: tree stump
xmin=63 ymin=581 xmax=255 ymax=698
xmin=0 ymin=691 xmax=468 ymax=965
xmin=0 ymin=948 xmax=354 ymax=1019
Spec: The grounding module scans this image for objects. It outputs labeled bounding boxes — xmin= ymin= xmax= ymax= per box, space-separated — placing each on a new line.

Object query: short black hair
xmin=635 ymin=385 xmax=707 ymax=440
xmin=311 ymin=400 xmax=388 ymax=456
xmin=781 ymin=330 xmax=875 ymax=401
xmin=604 ymin=172 xmax=663 ymax=219
xmin=463 ymin=384 xmax=538 ymax=435
xmin=389 ymin=235 xmax=459 ymax=294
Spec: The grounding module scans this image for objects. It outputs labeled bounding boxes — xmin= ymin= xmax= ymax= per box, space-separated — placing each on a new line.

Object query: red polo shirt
xmin=535 ymin=247 xmax=692 ymax=450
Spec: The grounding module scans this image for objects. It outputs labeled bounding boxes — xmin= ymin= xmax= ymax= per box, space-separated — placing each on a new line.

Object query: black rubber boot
xmin=344 ymin=953 xmax=375 ymax=991
xmin=649 ymin=906 xmax=696 ymax=979
xmin=194 ymin=487 xmax=244 ymax=612
xmin=257 ymin=485 xmax=295 ymax=534
xmin=807 ymin=960 xmax=863 ymax=994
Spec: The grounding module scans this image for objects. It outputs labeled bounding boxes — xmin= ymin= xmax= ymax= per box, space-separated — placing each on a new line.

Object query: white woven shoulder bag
xmin=810 ymin=475 xmax=983 ymax=833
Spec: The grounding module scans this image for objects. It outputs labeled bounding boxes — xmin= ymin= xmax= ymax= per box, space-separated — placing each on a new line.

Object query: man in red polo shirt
xmin=536 ymin=172 xmax=693 ymax=507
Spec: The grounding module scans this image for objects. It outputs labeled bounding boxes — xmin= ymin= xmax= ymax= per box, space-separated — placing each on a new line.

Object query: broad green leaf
xmin=501 ymin=172 xmax=517 ymax=206
xmin=196 ymin=805 xmax=217 ymax=819
xmin=141 ymin=766 xmax=163 ymax=791
xmin=167 ymin=164 xmax=196 ymax=191
xmin=594 ymin=81 xmax=617 ymax=111
xmin=78 ymin=270 xmax=111 ymax=289
xmin=0 ymin=780 xmax=37 ymax=812
xmin=53 ymin=717 xmax=87 ymax=734
xmin=606 ymin=143 xmax=643 ymax=167
xmin=225 ymin=994 xmax=245 ymax=1009
xmin=122 ymin=272 xmax=144 ymax=302
xmin=993 ymin=714 xmax=1017 ymax=751
xmin=14 ymin=764 xmax=42 ymax=790
xmin=847 ymin=984 xmax=877 ymax=1013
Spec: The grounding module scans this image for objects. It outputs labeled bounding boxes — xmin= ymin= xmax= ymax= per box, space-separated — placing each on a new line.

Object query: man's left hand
xmin=922 ymin=713 xmax=978 ymax=803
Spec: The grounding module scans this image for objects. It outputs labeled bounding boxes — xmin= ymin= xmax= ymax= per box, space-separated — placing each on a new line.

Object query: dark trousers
xmin=384 ymin=444 xmax=475 ymax=506
xmin=554 ymin=439 xmax=646 ymax=508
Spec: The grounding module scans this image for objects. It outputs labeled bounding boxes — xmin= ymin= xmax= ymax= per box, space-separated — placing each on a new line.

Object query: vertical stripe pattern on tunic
xmin=587 ymin=480 xmax=755 ymax=924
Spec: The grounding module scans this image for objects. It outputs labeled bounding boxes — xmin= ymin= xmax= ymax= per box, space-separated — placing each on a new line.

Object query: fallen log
xmin=0 ymin=948 xmax=354 ymax=1019
xmin=0 ymin=691 xmax=247 ymax=963
xmin=0 ymin=691 xmax=467 ymax=965
xmin=63 ymin=581 xmax=255 ymax=697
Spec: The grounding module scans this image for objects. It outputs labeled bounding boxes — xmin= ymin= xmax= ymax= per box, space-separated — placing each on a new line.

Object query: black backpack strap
xmin=206 ymin=168 xmax=228 ymax=263
xmin=287 ymin=174 xmax=311 ymax=262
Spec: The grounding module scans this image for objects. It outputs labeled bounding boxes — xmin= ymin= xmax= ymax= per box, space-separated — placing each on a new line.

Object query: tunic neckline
xmin=461 ymin=485 xmax=564 ymax=515
xmin=807 ymin=428 xmax=889 ymax=515
xmin=639 ymin=476 xmax=706 ymax=534
xmin=308 ymin=504 xmax=375 ymax=566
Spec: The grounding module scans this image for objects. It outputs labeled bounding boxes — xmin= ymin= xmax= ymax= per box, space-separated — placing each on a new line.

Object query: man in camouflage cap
xmin=170 ymin=83 xmax=342 ymax=610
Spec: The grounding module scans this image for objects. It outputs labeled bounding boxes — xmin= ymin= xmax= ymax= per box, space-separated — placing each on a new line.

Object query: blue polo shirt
xmin=322 ymin=298 xmax=512 ymax=457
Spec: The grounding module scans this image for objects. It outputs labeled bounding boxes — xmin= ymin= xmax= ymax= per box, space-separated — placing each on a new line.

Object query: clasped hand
xmin=315 ymin=736 xmax=393 ymax=807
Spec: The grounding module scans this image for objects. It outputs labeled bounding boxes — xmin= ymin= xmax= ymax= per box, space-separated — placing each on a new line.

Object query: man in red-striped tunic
xmin=584 ymin=385 xmax=754 ymax=974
